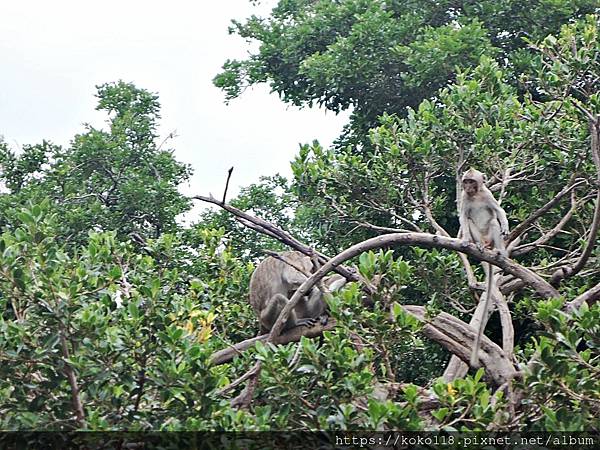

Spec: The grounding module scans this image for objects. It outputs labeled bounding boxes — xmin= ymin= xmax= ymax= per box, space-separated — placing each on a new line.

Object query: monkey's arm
xmin=459 ymin=209 xmax=474 ymax=242
xmin=261 ymin=294 xmax=317 ymax=332
xmin=496 ymin=205 xmax=509 ymax=236
xmin=486 ymin=191 xmax=509 ymax=235
xmin=261 ymin=294 xmax=296 ymax=332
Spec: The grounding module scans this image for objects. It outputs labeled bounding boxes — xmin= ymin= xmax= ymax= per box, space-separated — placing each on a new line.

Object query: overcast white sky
xmin=0 ymin=0 xmax=349 ymax=217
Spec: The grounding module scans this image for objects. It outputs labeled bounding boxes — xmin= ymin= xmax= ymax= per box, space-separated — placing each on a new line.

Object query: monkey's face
xmin=463 ymin=179 xmax=479 ymax=196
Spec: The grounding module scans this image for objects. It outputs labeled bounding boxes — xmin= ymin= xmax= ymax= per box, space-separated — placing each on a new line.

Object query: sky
xmin=0 ymin=0 xmax=350 ymax=217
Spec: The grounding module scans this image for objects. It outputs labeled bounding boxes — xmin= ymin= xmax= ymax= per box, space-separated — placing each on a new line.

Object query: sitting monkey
xmin=459 ymin=168 xmax=510 ymax=366
xmin=248 ymin=251 xmax=346 ymax=334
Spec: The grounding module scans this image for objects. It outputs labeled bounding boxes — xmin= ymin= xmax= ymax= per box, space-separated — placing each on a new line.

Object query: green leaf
xmin=127 ymin=300 xmax=139 ymax=319
xmin=431 ymin=407 xmax=449 ymax=422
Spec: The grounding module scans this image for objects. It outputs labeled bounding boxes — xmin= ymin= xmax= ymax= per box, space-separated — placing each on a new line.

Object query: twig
xmin=511 ymin=191 xmax=587 ymax=257
xmin=222 ymin=166 xmax=234 ymax=205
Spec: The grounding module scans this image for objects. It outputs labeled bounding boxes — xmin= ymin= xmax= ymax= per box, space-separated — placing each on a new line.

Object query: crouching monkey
xmin=248 ymin=251 xmax=346 ymax=334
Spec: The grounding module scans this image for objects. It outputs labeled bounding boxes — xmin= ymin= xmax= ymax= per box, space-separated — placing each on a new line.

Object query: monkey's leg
xmin=489 ymin=223 xmax=508 ymax=256
xmin=467 ymin=221 xmax=486 ymax=252
xmin=287 ymin=295 xmax=319 ymax=328
xmin=470 ymin=262 xmax=494 ymax=366
xmin=303 ymin=286 xmax=331 ymax=327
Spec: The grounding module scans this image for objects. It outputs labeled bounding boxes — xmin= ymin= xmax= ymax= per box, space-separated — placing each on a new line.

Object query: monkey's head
xmin=462 ymin=168 xmax=484 ymax=197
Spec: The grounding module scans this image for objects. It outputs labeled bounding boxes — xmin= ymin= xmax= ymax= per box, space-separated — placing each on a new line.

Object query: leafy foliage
xmin=215 ymin=0 xmax=597 ymax=143
xmin=0 ymin=81 xmax=191 ymax=242
xmin=525 ymin=300 xmax=600 ymax=431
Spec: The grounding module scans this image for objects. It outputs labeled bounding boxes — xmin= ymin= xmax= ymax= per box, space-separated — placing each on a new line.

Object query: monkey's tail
xmin=470 ymin=262 xmax=494 ymax=367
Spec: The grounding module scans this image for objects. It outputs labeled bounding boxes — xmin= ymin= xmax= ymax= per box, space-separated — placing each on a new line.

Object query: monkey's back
xmin=248 ymin=256 xmax=284 ymax=312
xmin=248 ymin=251 xmax=312 ymax=313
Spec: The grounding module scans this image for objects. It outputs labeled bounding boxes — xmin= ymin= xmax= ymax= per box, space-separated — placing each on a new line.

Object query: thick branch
xmin=567 ymin=281 xmax=600 ymax=311
xmin=443 ymin=273 xmax=514 ymax=382
xmin=404 ymin=306 xmax=517 ymax=386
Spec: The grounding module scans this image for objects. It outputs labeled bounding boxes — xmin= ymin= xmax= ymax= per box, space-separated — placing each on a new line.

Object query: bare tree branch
xmin=210 ymin=320 xmax=337 ymax=366
xmin=404 ymin=306 xmax=517 ymax=386
xmin=508 ymin=178 xmax=586 ymax=243
xmin=222 ymin=166 xmax=234 ymax=205
xmin=193 ymin=194 xmax=363 ymax=286
xmin=511 ymin=191 xmax=588 ymax=257
xmin=443 ymin=271 xmax=514 ymax=382
xmin=567 ymin=281 xmax=600 ymax=311
xmin=550 ymin=118 xmax=600 ymax=286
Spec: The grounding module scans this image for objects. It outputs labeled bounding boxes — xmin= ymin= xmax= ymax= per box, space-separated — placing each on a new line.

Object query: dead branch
xmin=238 ymin=218 xmax=281 ymax=240
xmin=210 ymin=320 xmax=337 ymax=366
xmin=193 ymin=194 xmax=363 ymax=287
xmin=404 ymin=306 xmax=517 ymax=386
xmin=443 ymin=272 xmax=513 ymax=382
xmin=495 ymin=283 xmax=515 ymax=360
xmin=550 ymin=118 xmax=600 ymax=286
xmin=567 ymin=281 xmax=600 ymax=311
xmin=507 ymin=178 xmax=585 ymax=243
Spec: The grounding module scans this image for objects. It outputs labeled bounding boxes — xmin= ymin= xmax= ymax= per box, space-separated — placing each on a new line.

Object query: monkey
xmin=458 ymin=168 xmax=509 ymax=367
xmin=248 ymin=251 xmax=347 ymax=334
